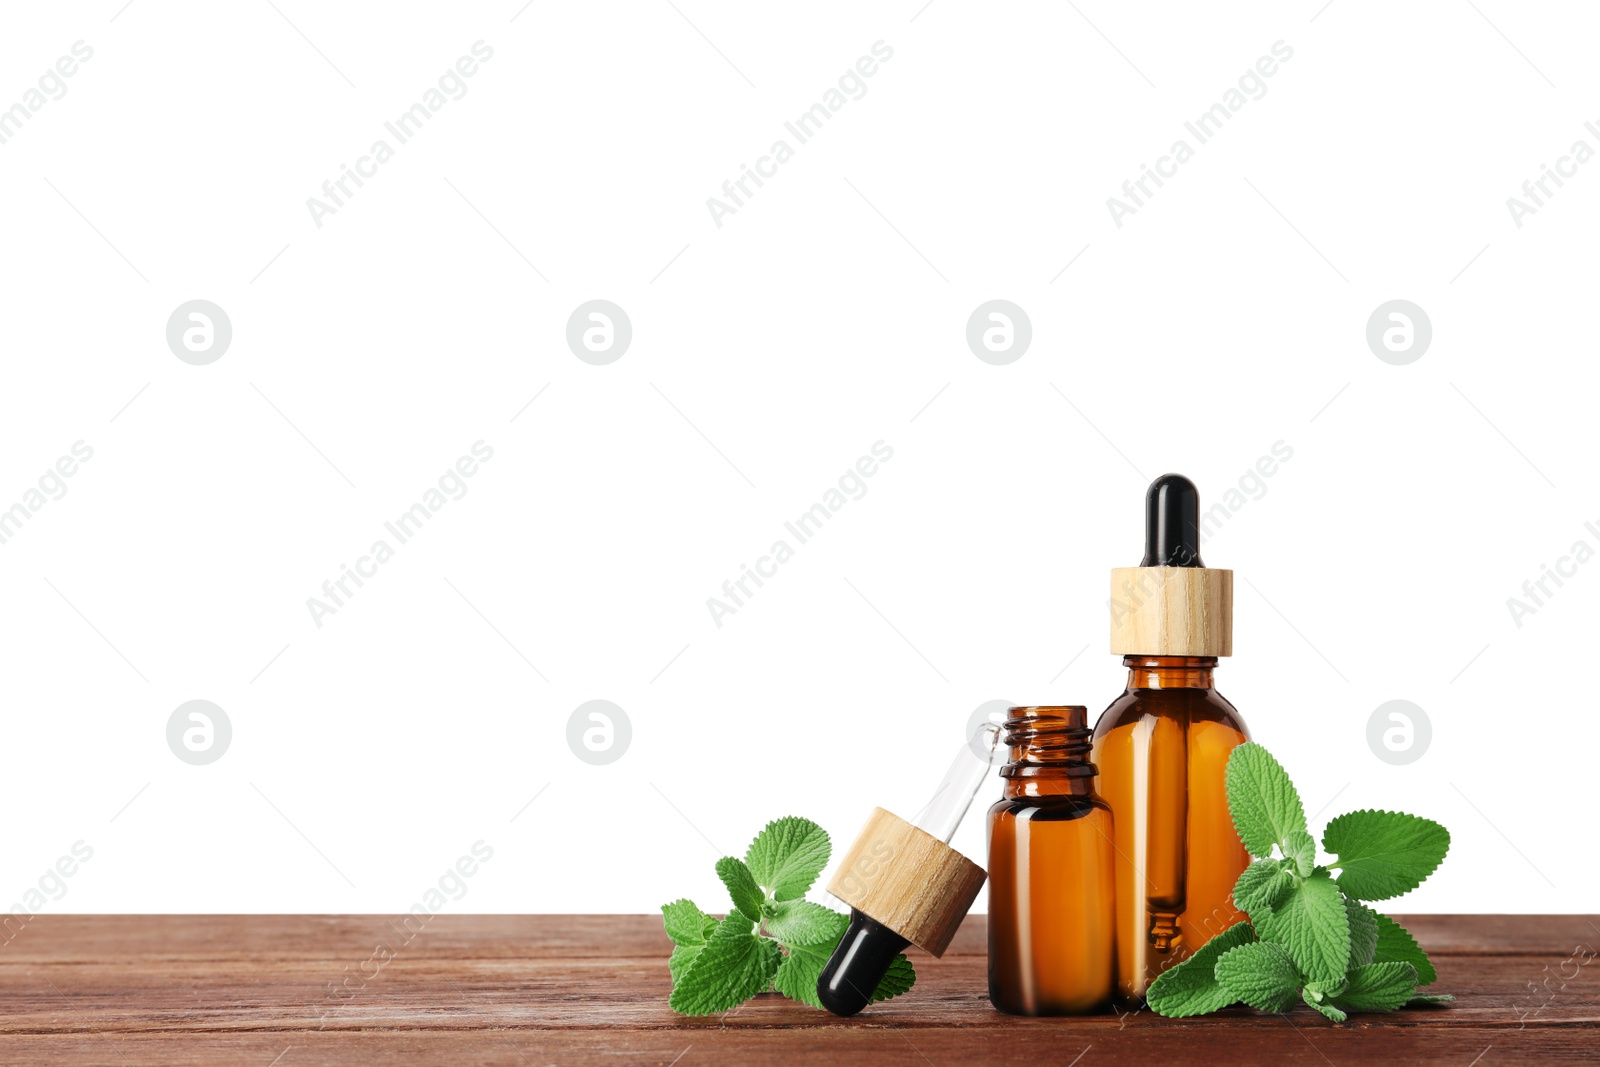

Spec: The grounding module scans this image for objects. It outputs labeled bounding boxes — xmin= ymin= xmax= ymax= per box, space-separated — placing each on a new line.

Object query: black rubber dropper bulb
xmin=1140 ymin=473 xmax=1204 ymax=568
xmin=816 ymin=910 xmax=912 ymax=1016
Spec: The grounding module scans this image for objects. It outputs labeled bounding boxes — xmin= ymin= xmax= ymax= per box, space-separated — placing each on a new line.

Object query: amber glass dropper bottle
xmin=1091 ymin=474 xmax=1251 ymax=1003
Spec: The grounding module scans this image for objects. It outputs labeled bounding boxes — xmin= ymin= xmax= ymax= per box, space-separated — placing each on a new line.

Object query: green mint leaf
xmin=1344 ymin=898 xmax=1379 ymax=968
xmin=715 ymin=856 xmax=766 ymax=922
xmin=1146 ymin=922 xmax=1256 ymax=1017
xmin=1254 ymin=869 xmax=1350 ymax=984
xmin=870 ymin=952 xmax=917 ymax=1003
xmin=1232 ymin=860 xmax=1295 ymax=918
xmin=663 ymin=900 xmax=726 ymax=988
xmin=1372 ymin=913 xmax=1437 ymax=985
xmin=745 ymin=817 xmax=832 ymax=900
xmin=668 ymin=943 xmax=703 ymax=985
xmin=770 ymin=940 xmax=832 ymax=1009
xmin=1329 ymin=962 xmax=1417 ymax=1012
xmin=1408 ymin=993 xmax=1455 ymax=1004
xmin=662 ymin=899 xmax=717 ymax=946
xmin=1213 ymin=942 xmax=1302 ymax=1013
xmin=764 ymin=899 xmax=847 ymax=947
xmin=668 ymin=915 xmax=781 ymax=1015
xmin=1302 ymin=986 xmax=1348 ymax=1022
xmin=1284 ymin=829 xmax=1317 ymax=878
xmin=1226 ymin=743 xmax=1307 ymax=858
xmin=1323 ymin=810 xmax=1450 ymax=901
xmin=719 ymin=909 xmax=755 ymax=935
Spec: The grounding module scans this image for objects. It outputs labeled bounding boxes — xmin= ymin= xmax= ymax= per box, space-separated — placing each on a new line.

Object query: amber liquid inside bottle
xmin=987 ymin=707 xmax=1116 ymax=1015
xmin=1091 ymin=656 xmax=1250 ymax=1002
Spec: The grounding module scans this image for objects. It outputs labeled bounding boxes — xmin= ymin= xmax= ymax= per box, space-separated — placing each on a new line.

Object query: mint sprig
xmin=662 ymin=816 xmax=916 ymax=1015
xmin=1147 ymin=741 xmax=1453 ymax=1022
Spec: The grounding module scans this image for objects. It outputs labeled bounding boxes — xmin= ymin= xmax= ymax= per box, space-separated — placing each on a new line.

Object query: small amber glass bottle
xmin=987 ymin=706 xmax=1116 ymax=1015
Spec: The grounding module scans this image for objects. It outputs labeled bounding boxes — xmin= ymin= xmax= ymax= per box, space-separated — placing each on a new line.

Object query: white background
xmin=1 ymin=0 xmax=1594 ymax=917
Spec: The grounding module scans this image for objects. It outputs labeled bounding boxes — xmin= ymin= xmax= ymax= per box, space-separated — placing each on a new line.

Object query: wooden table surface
xmin=0 ymin=914 xmax=1593 ymax=1065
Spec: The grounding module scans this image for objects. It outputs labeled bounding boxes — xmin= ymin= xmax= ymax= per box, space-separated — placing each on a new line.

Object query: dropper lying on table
xmin=817 ymin=721 xmax=1001 ymax=1016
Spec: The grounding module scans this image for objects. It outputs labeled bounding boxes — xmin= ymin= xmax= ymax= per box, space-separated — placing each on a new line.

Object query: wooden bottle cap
xmin=825 ymin=807 xmax=986 ymax=957
xmin=1109 ymin=566 xmax=1233 ymax=657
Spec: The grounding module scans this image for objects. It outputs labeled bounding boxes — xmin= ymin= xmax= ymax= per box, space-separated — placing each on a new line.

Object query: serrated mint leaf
xmin=1284 ymin=830 xmax=1317 ymax=878
xmin=1302 ymin=986 xmax=1348 ymax=1022
xmin=1407 ymin=993 xmax=1455 ymax=1004
xmin=662 ymin=899 xmax=717 ymax=946
xmin=1226 ymin=743 xmax=1307 ymax=858
xmin=668 ymin=917 xmax=781 ymax=1015
xmin=1344 ymin=898 xmax=1379 ymax=968
xmin=715 ymin=856 xmax=766 ymax=922
xmin=765 ymin=899 xmax=847 ymax=947
xmin=771 ymin=940 xmax=832 ymax=1009
xmin=1330 ymin=962 xmax=1417 ymax=1012
xmin=1323 ymin=809 xmax=1449 ymax=901
xmin=720 ymin=909 xmax=755 ymax=935
xmin=1254 ymin=869 xmax=1350 ymax=984
xmin=746 ymin=817 xmax=832 ymax=900
xmin=1372 ymin=913 xmax=1437 ymax=985
xmin=1146 ymin=922 xmax=1256 ymax=1018
xmin=870 ymin=952 xmax=916 ymax=1003
xmin=1233 ymin=860 xmax=1295 ymax=918
xmin=668 ymin=943 xmax=703 ymax=985
xmin=1214 ymin=942 xmax=1302 ymax=1013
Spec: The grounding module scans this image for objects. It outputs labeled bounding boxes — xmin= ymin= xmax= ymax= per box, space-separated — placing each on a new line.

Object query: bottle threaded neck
xmin=1001 ymin=706 xmax=1096 ymax=779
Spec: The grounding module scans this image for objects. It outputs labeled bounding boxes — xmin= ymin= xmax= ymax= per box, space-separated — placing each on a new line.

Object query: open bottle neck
xmin=1122 ymin=655 xmax=1218 ymax=690
xmin=1000 ymin=706 xmax=1097 ymax=798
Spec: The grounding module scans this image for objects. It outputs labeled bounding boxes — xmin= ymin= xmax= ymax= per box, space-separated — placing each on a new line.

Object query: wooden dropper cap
xmin=826 ymin=807 xmax=986 ymax=957
xmin=1109 ymin=474 xmax=1233 ymax=657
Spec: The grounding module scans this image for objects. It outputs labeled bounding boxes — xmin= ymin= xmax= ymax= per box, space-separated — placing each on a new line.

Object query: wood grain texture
xmin=826 ymin=807 xmax=986 ymax=955
xmin=0 ymin=915 xmax=1594 ymax=1065
xmin=1109 ymin=566 xmax=1233 ymax=656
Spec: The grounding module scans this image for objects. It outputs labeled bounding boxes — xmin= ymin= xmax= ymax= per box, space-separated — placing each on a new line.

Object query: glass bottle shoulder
xmin=988 ymin=790 xmax=1112 ymax=821
xmin=1091 ymin=686 xmax=1250 ymax=739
